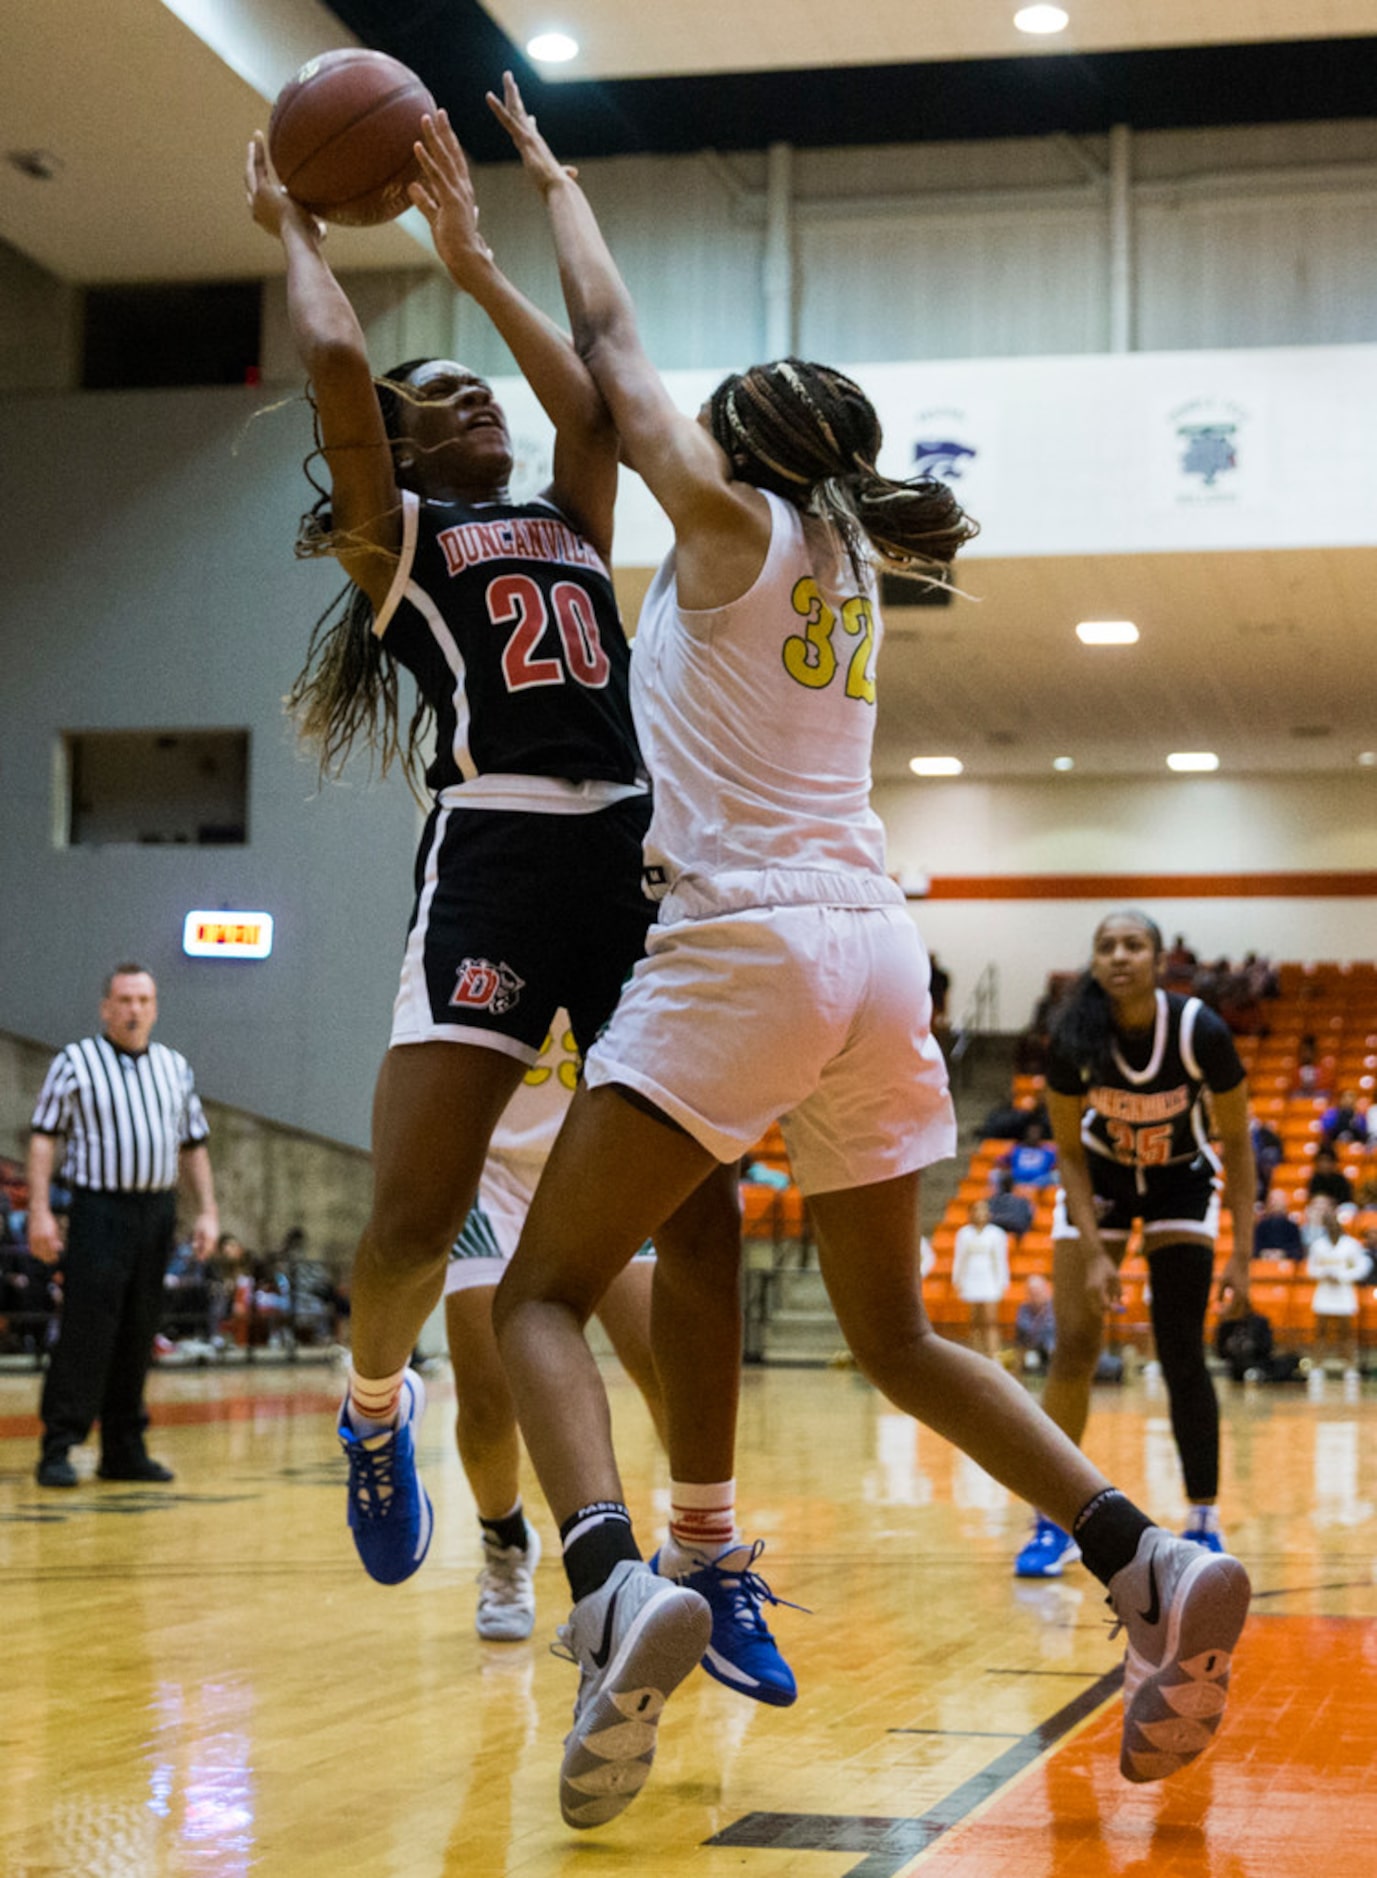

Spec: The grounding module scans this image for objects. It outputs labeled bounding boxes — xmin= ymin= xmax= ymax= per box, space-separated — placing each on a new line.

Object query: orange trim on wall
xmin=915 ymin=871 xmax=1377 ymax=901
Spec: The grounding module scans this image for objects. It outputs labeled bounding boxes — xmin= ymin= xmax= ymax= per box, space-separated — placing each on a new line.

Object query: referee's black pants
xmin=40 ymin=1189 xmax=177 ymax=1464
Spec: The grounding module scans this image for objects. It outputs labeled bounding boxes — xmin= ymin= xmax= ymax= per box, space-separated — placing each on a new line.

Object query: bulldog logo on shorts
xmin=450 ymin=958 xmax=525 ymax=1014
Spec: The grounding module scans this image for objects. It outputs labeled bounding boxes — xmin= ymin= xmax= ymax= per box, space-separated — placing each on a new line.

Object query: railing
xmin=947 ymin=960 xmax=1000 ymax=1088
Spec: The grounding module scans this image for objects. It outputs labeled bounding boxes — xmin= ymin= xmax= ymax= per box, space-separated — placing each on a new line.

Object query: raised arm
xmin=244 ymin=134 xmax=399 ymax=608
xmin=409 ymin=111 xmax=617 ymax=558
xmin=488 ymin=74 xmax=770 ymax=604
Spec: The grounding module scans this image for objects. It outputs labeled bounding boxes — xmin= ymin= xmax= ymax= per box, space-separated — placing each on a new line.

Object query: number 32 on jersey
xmin=781 ymin=576 xmax=877 ymax=703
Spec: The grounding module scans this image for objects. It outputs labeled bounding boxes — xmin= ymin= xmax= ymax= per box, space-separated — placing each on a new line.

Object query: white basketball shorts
xmin=584 ymin=901 xmax=955 ymax=1195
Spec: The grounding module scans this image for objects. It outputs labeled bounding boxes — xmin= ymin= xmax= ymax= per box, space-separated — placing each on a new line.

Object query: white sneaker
xmin=1108 ymin=1527 xmax=1251 ymax=1783
xmin=476 ymin=1524 xmax=542 ymax=1641
xmin=555 ymin=1559 xmax=711 ymax=1829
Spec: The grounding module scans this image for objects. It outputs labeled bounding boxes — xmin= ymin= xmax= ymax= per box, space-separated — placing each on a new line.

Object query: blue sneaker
xmin=651 ymin=1539 xmax=800 ymax=1707
xmin=338 ymin=1370 xmax=433 ymax=1585
xmin=1181 ymin=1516 xmax=1226 ymax=1553
xmin=1014 ymin=1514 xmax=1081 ymax=1578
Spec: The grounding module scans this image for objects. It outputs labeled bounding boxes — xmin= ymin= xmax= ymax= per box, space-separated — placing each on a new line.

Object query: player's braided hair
xmin=1050 ymin=911 xmax=1165 ymax=1083
xmin=707 ymin=359 xmax=978 ymax=582
xmin=286 ymin=360 xmax=434 ymax=791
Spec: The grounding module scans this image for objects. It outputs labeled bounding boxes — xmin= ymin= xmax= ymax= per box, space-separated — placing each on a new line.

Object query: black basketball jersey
xmin=1046 ymin=990 xmax=1245 ymax=1174
xmin=376 ymin=490 xmax=643 ymax=796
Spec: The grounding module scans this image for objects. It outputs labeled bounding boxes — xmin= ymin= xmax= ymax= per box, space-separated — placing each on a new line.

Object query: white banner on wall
xmin=491 ymin=342 xmax=1377 ymax=566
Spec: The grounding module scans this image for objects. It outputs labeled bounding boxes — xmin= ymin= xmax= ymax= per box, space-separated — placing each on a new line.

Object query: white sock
xmin=346 ymin=1364 xmax=409 ymax=1437
xmin=659 ymin=1479 xmax=740 ymax=1575
xmin=1188 ymin=1503 xmax=1220 ymax=1534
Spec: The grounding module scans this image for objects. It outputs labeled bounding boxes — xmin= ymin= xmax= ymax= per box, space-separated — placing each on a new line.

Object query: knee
xmin=363 ymin=1203 xmax=455 ymax=1276
xmin=1048 ymin=1315 xmax=1102 ymax=1377
xmin=847 ymin=1316 xmax=937 ymax=1398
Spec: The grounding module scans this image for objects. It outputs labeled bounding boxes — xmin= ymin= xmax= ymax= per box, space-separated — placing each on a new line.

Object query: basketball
xmin=268 ymin=49 xmax=437 ymax=227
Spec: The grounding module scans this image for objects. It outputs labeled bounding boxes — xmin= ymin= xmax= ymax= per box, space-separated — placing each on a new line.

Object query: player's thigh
xmin=369 ymin=1041 xmax=526 ymax=1240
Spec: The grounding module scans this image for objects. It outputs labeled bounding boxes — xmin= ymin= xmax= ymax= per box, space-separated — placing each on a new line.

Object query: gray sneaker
xmin=476 ymin=1524 xmax=542 ymax=1641
xmin=555 ymin=1558 xmax=712 ymax=1829
xmin=1108 ymin=1526 xmax=1251 ymax=1783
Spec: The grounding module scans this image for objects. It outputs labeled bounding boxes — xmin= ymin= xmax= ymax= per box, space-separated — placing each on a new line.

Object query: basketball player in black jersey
xmin=244 ymin=111 xmax=747 ymax=1607
xmin=1017 ymin=910 xmax=1256 ymax=1576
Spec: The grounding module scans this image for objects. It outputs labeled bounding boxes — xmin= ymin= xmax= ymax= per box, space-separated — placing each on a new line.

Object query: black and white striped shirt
xmin=30 ymin=1036 xmax=210 ymax=1193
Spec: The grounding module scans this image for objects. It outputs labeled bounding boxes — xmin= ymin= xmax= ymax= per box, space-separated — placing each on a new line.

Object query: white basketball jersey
xmin=632 ymin=490 xmax=902 ymax=920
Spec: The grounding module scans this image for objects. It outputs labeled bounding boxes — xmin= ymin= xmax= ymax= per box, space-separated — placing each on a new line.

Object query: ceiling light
xmin=1014 ymin=5 xmax=1069 ymax=34
xmin=1076 ymin=620 xmax=1138 ymax=645
xmin=1166 ymin=752 xmax=1219 ymax=772
xmin=1052 ymin=756 xmax=1075 ymax=771
xmin=527 ymin=31 xmax=579 ymax=62
xmin=1359 ymin=752 xmax=1377 ymax=767
xmin=909 ymin=756 xmax=964 ymax=777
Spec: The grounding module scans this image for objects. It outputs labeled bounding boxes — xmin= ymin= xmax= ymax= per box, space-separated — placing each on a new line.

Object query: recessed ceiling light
xmin=1076 ymin=620 xmax=1138 ymax=644
xmin=909 ymin=756 xmax=964 ymax=777
xmin=1166 ymin=752 xmax=1219 ymax=772
xmin=1052 ymin=756 xmax=1075 ymax=771
xmin=1014 ymin=5 xmax=1069 ymax=34
xmin=1359 ymin=751 xmax=1377 ymax=766
xmin=527 ymin=31 xmax=579 ymax=62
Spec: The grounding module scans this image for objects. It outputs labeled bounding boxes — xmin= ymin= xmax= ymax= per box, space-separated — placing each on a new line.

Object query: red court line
xmin=916 ymin=871 xmax=1377 ymax=901
xmin=902 ymin=1615 xmax=1377 ymax=1876
xmin=0 ymin=1391 xmax=337 ymax=1440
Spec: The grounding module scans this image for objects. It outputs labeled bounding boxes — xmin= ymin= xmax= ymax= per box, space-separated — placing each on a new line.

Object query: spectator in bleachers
xmin=1249 ymin=1116 xmax=1283 ymax=1203
xmin=1014 ymin=1273 xmax=1056 ymax=1372
xmin=986 ymin=1167 xmax=1034 ymax=1242
xmin=1001 ymin=1118 xmax=1059 ymax=1189
xmin=1293 ymin=1034 xmax=1324 ymax=1096
xmin=951 ymin=1200 xmax=1010 ymax=1362
xmin=1307 ymin=1146 xmax=1353 ymax=1209
xmin=1306 ymin=1209 xmax=1370 ymax=1377
xmin=1241 ymin=952 xmax=1279 ymax=1002
xmin=1252 ymin=1192 xmax=1304 ymax=1262
xmin=1162 ymin=934 xmax=1197 ymax=991
xmin=1320 ymin=1090 xmax=1369 ymax=1148
xmin=976 ymin=1091 xmax=1046 ymax=1141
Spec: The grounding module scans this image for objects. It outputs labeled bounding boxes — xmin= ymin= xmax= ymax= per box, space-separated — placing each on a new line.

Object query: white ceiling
xmin=3 ymin=0 xmax=1376 ymax=782
xmin=493 ymin=0 xmax=1377 ymax=83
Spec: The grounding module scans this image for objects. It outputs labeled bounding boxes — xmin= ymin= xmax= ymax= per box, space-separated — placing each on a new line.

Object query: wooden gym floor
xmin=2 ymin=1356 xmax=1375 ymax=1877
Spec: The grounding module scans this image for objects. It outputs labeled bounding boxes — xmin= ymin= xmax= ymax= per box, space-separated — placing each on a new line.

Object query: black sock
xmin=560 ymin=1500 xmax=641 ymax=1602
xmin=1072 ymin=1489 xmax=1154 ymax=1587
xmin=480 ymin=1502 xmax=529 ymax=1553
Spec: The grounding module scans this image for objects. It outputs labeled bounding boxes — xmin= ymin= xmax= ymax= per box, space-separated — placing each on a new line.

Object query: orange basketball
xmin=268 ymin=48 xmax=437 ymax=227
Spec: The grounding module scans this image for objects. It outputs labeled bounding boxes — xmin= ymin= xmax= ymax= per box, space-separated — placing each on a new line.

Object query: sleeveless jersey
xmin=1046 ymin=990 xmax=1245 ymax=1174
xmin=374 ymin=489 xmax=643 ymax=801
xmin=631 ymin=489 xmax=903 ymax=920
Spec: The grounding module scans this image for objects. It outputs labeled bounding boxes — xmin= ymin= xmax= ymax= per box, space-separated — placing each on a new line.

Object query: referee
xmin=26 ymin=962 xmax=219 ymax=1488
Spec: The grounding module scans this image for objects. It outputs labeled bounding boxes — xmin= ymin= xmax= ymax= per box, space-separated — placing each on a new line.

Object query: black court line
xmin=706 ymin=1664 xmax=1123 ymax=1877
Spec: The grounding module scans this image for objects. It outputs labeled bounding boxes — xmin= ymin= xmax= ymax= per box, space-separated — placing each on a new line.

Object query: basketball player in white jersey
xmin=486 ymin=75 xmax=1252 ymax=1830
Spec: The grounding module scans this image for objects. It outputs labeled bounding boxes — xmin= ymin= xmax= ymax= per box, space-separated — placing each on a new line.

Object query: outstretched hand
xmin=244 ymin=133 xmax=324 ymax=245
xmin=408 ymin=110 xmax=493 ymax=283
xmin=487 ymin=71 xmax=578 ymax=194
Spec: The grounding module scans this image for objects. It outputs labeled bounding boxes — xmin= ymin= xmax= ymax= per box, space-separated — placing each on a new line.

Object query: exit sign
xmin=182 ymin=911 xmax=274 ymax=960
